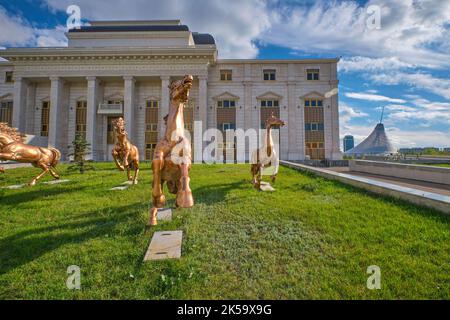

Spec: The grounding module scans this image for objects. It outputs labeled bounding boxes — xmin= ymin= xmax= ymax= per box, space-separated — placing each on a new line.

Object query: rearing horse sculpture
xmin=0 ymin=122 xmax=61 ymax=186
xmin=111 ymin=117 xmax=140 ymax=184
xmin=149 ymin=75 xmax=194 ymax=226
xmin=251 ymin=113 xmax=285 ymax=189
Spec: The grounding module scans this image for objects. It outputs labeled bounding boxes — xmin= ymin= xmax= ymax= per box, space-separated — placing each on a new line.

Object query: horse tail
xmin=49 ymin=148 xmax=61 ymax=168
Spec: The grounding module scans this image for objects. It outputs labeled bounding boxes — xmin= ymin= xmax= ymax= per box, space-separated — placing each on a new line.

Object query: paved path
xmin=0 ymin=163 xmax=33 ymax=170
xmin=328 ymin=167 xmax=450 ymax=197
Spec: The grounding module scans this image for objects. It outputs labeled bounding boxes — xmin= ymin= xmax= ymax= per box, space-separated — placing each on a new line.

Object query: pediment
xmin=0 ymin=93 xmax=13 ymax=100
xmin=143 ymin=95 xmax=160 ymax=101
xmin=40 ymin=96 xmax=50 ymax=101
xmin=104 ymin=92 xmax=124 ymax=101
xmin=212 ymin=91 xmax=240 ymax=101
xmin=300 ymin=91 xmax=325 ymax=99
xmin=256 ymin=91 xmax=283 ymax=100
xmin=76 ymin=96 xmax=87 ymax=101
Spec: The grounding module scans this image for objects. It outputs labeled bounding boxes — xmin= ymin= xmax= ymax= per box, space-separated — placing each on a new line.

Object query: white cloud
xmin=339 ymin=103 xmax=369 ymax=133
xmin=345 ymin=92 xmax=406 ymax=104
xmin=42 ymin=0 xmax=270 ymax=58
xmin=370 ymin=72 xmax=450 ymax=100
xmin=264 ymin=0 xmax=450 ymax=69
xmin=339 ymin=56 xmax=415 ymax=72
xmin=0 ymin=6 xmax=67 ymax=48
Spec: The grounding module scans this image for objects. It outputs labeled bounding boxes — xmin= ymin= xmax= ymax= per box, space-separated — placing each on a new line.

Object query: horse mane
xmin=0 ymin=123 xmax=26 ymax=143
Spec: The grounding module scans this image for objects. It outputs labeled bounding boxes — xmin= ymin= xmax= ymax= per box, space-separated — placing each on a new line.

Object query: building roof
xmin=68 ymin=25 xmax=190 ymax=33
xmin=345 ymin=123 xmax=397 ymax=155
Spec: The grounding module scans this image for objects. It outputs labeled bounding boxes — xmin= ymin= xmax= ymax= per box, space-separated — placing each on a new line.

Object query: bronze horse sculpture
xmin=149 ymin=75 xmax=194 ymax=226
xmin=111 ymin=117 xmax=140 ymax=185
xmin=251 ymin=113 xmax=285 ymax=189
xmin=0 ymin=122 xmax=61 ymax=186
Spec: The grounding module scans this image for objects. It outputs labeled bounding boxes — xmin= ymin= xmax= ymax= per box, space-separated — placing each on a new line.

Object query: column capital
xmin=197 ymin=75 xmax=208 ymax=81
xmin=123 ymin=76 xmax=136 ymax=82
xmin=86 ymin=76 xmax=97 ymax=81
xmin=160 ymin=75 xmax=171 ymax=81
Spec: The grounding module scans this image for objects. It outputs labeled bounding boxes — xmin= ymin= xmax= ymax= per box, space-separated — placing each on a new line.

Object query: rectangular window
xmin=306 ymin=69 xmax=320 ymax=81
xmin=218 ymin=100 xmax=236 ymax=108
xmin=146 ymin=100 xmax=159 ymax=108
xmin=41 ymin=101 xmax=50 ymax=137
xmin=222 ymin=123 xmax=236 ymax=131
xmin=220 ymin=70 xmax=232 ymax=81
xmin=5 ymin=71 xmax=13 ymax=83
xmin=260 ymin=99 xmax=280 ymax=108
xmin=305 ymin=123 xmax=311 ymax=131
xmin=304 ymin=98 xmax=324 ymax=107
xmin=0 ymin=101 xmax=13 ymax=126
xmin=146 ymin=123 xmax=158 ymax=131
xmin=263 ymin=69 xmax=276 ymax=81
xmin=75 ymin=101 xmax=87 ymax=138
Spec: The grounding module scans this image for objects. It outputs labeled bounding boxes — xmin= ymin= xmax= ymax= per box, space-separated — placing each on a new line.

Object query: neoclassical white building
xmin=0 ymin=20 xmax=341 ymax=162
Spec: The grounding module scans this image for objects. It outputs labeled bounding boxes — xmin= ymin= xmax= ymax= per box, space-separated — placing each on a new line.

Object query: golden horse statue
xmin=149 ymin=75 xmax=194 ymax=226
xmin=0 ymin=122 xmax=61 ymax=186
xmin=111 ymin=117 xmax=140 ymax=184
xmin=251 ymin=113 xmax=285 ymax=189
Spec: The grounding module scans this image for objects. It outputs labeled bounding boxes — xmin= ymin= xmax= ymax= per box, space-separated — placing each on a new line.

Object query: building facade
xmin=0 ymin=20 xmax=341 ymax=162
xmin=343 ymin=135 xmax=355 ymax=152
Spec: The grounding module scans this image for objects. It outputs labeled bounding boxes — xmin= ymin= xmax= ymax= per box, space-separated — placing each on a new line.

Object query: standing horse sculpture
xmin=111 ymin=117 xmax=140 ymax=185
xmin=0 ymin=122 xmax=61 ymax=186
xmin=251 ymin=113 xmax=285 ymax=190
xmin=149 ymin=75 xmax=194 ymax=226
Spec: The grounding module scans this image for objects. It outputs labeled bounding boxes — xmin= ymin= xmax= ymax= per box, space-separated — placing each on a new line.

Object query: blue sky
xmin=0 ymin=0 xmax=449 ymax=148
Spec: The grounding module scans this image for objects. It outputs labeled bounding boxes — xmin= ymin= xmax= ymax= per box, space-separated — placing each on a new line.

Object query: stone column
xmin=243 ymin=81 xmax=253 ymax=162
xmin=12 ymin=77 xmax=28 ymax=132
xmin=123 ymin=76 xmax=136 ymax=140
xmin=324 ymin=98 xmax=333 ymax=160
xmin=287 ymin=82 xmax=301 ymax=160
xmin=196 ymin=75 xmax=208 ymax=163
xmin=159 ymin=76 xmax=170 ymax=139
xmin=25 ymin=82 xmax=36 ymax=134
xmin=86 ymin=76 xmax=100 ymax=160
xmin=330 ymin=85 xmax=342 ymax=159
xmin=48 ymin=77 xmax=64 ymax=149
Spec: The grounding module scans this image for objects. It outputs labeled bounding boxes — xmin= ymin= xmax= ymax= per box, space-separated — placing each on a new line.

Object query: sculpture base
xmin=143 ymin=231 xmax=183 ymax=261
xmin=110 ymin=185 xmax=129 ymax=191
xmin=157 ymin=208 xmax=173 ymax=221
xmin=260 ymin=182 xmax=275 ymax=192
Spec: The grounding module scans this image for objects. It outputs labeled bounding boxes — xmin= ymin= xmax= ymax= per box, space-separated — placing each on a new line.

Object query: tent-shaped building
xmin=345 ymin=123 xmax=397 ymax=156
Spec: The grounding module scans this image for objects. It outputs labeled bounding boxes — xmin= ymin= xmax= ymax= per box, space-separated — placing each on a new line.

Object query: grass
xmin=421 ymin=163 xmax=450 ymax=168
xmin=0 ymin=163 xmax=448 ymax=300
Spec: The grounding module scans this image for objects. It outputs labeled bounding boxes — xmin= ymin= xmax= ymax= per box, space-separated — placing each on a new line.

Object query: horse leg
xmin=29 ymin=163 xmax=50 ymax=186
xmin=251 ymin=164 xmax=258 ymax=186
xmin=149 ymin=152 xmax=165 ymax=226
xmin=270 ymin=156 xmax=279 ymax=183
xmin=0 ymin=153 xmax=16 ymax=161
xmin=133 ymin=160 xmax=139 ymax=185
xmin=49 ymin=168 xmax=60 ymax=180
xmin=176 ymin=162 xmax=194 ymax=208
xmin=127 ymin=166 xmax=132 ymax=181
xmin=112 ymin=149 xmax=124 ymax=171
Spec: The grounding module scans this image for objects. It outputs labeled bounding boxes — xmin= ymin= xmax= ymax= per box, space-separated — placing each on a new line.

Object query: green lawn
xmin=0 ymin=163 xmax=448 ymax=300
xmin=422 ymin=163 xmax=450 ymax=168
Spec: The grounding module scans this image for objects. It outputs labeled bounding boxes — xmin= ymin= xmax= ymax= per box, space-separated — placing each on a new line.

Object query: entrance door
xmin=106 ymin=115 xmax=122 ymax=161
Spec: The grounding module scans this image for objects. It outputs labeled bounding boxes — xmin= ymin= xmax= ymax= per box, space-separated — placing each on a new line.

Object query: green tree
xmin=67 ymin=134 xmax=94 ymax=174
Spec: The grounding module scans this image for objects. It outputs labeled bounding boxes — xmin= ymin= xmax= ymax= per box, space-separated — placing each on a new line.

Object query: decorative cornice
xmin=212 ymin=91 xmax=240 ymax=101
xmin=256 ymin=91 xmax=283 ymax=100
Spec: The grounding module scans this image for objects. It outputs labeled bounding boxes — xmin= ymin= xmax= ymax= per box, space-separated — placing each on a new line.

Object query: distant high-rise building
xmin=343 ymin=135 xmax=355 ymax=152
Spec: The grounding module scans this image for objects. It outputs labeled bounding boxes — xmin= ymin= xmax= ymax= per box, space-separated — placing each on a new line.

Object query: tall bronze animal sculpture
xmin=0 ymin=122 xmax=61 ymax=186
xmin=251 ymin=113 xmax=285 ymax=189
xmin=149 ymin=75 xmax=194 ymax=226
xmin=111 ymin=117 xmax=140 ymax=184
